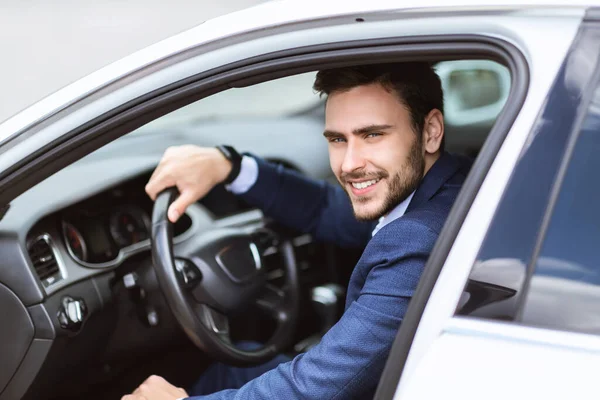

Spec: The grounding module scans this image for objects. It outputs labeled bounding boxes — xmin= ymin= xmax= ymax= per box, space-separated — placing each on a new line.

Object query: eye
xmin=366 ymin=132 xmax=381 ymax=139
xmin=328 ymin=137 xmax=346 ymax=143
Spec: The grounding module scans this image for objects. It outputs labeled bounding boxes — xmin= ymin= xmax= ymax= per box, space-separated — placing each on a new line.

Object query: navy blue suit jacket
xmin=191 ymin=152 xmax=469 ymax=399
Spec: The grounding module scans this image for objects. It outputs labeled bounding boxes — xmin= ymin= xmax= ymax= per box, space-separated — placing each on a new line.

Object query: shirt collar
xmin=371 ymin=191 xmax=415 ymax=237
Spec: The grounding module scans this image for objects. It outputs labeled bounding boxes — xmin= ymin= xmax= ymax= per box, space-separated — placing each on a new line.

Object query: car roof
xmin=0 ymin=0 xmax=592 ymax=142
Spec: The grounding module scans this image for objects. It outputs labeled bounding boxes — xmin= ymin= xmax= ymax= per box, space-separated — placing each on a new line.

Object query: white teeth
xmin=351 ymin=179 xmax=379 ymax=190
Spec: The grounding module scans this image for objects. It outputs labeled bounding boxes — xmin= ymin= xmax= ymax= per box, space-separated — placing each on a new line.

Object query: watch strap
xmin=216 ymin=145 xmax=243 ymax=184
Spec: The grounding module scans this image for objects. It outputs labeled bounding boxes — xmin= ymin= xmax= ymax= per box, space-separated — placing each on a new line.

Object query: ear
xmin=422 ymin=109 xmax=444 ymax=155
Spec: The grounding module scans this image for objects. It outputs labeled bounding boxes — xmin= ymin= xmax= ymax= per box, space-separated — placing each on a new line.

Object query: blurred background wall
xmin=0 ymin=0 xmax=267 ymax=123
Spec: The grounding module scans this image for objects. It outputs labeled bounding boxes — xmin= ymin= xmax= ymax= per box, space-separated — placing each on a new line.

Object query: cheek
xmin=367 ymin=142 xmax=402 ymax=172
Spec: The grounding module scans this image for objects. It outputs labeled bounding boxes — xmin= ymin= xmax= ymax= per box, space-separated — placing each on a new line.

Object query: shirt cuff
xmin=225 ymin=155 xmax=259 ymax=194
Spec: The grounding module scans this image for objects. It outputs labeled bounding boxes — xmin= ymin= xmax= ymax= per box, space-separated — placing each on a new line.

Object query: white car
xmin=0 ymin=1 xmax=598 ymax=399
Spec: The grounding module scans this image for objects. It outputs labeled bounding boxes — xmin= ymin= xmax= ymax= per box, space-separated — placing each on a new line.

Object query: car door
xmin=377 ymin=9 xmax=600 ymax=400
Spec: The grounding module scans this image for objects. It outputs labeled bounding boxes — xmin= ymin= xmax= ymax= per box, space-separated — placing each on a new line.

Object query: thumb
xmin=168 ymin=190 xmax=196 ymax=223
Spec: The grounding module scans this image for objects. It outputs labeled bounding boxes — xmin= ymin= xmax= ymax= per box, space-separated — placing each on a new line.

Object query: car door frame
xmin=376 ymin=8 xmax=600 ymax=400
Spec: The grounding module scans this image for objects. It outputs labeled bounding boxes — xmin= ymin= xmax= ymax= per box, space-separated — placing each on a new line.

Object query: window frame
xmin=374 ymin=37 xmax=529 ymax=400
xmin=375 ymin=12 xmax=600 ymax=400
xmin=0 ymin=35 xmax=526 ymax=208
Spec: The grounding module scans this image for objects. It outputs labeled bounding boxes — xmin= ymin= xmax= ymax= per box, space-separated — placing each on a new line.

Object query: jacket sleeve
xmin=186 ymin=219 xmax=438 ymax=399
xmin=236 ymin=156 xmax=373 ymax=249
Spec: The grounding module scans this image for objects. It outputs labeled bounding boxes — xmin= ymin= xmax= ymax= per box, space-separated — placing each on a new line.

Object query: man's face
xmin=324 ymin=83 xmax=425 ymax=221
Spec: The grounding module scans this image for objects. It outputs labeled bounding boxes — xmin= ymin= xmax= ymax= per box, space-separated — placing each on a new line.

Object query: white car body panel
xmin=396 ymin=13 xmax=593 ymax=400
xmin=401 ymin=318 xmax=600 ymax=399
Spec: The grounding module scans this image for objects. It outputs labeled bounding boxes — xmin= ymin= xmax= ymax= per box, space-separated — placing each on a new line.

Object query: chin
xmin=352 ymin=201 xmax=386 ymax=222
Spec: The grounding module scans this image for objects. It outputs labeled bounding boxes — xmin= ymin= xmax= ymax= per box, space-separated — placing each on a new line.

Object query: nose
xmin=341 ymin=140 xmax=366 ymax=173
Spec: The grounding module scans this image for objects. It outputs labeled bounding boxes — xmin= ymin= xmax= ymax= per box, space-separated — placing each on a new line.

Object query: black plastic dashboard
xmin=40 ymin=173 xmax=193 ymax=267
xmin=0 ymin=155 xmax=335 ymax=399
xmin=0 ymin=114 xmax=337 ymax=399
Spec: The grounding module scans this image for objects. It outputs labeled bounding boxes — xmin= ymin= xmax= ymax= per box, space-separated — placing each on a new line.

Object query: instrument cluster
xmin=61 ymin=204 xmax=152 ymax=264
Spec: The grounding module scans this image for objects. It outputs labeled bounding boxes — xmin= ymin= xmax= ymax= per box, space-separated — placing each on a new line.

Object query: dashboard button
xmin=57 ymin=296 xmax=88 ymax=331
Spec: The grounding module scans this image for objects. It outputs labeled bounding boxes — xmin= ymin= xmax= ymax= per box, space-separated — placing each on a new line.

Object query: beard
xmin=341 ymin=136 xmax=425 ymax=221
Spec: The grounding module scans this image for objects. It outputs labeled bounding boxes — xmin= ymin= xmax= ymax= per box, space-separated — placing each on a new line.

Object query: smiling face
xmin=324 ymin=83 xmax=434 ymax=221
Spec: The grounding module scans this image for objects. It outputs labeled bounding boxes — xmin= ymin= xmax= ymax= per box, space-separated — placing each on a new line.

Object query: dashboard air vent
xmin=27 ymin=235 xmax=63 ymax=287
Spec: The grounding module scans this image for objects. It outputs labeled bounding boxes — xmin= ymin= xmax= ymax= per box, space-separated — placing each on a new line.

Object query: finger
xmin=139 ymin=375 xmax=177 ymax=399
xmin=146 ymin=170 xmax=175 ymax=201
xmin=168 ymin=190 xmax=197 ymax=223
xmin=146 ymin=152 xmax=173 ymax=198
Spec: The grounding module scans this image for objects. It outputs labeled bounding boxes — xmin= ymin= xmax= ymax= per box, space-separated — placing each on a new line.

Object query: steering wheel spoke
xmin=196 ymin=304 xmax=230 ymax=339
xmin=174 ymin=258 xmax=202 ymax=288
xmin=255 ymin=283 xmax=287 ymax=319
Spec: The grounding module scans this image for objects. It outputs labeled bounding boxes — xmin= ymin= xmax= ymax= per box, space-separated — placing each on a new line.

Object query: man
xmin=124 ymin=62 xmax=470 ymax=399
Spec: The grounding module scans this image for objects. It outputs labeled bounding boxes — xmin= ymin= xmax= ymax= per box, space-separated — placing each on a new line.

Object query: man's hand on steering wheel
xmin=145 ymin=145 xmax=232 ymax=223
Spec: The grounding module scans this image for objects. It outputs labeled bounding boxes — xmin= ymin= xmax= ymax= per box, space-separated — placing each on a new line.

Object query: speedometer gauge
xmin=62 ymin=222 xmax=88 ymax=262
xmin=109 ymin=206 xmax=151 ymax=248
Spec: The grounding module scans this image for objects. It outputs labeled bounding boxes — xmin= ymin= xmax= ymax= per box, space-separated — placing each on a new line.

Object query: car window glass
xmin=520 ymin=83 xmax=600 ymax=334
xmin=454 ymin=25 xmax=600 ymax=321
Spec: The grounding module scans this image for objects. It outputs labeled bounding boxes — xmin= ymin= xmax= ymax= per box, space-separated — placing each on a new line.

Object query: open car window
xmin=115 ymin=60 xmax=510 ymax=162
xmin=139 ymin=72 xmax=321 ymax=130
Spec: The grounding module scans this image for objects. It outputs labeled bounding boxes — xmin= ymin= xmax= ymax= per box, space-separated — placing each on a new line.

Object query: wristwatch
xmin=216 ymin=145 xmax=243 ymax=184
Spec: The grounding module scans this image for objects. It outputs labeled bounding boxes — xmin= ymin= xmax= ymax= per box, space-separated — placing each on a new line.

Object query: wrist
xmin=212 ymin=148 xmax=232 ymax=184
xmin=215 ymin=145 xmax=242 ymax=184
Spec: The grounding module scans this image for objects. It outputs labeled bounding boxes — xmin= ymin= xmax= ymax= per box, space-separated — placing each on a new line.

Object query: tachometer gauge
xmin=62 ymin=222 xmax=88 ymax=262
xmin=109 ymin=206 xmax=151 ymax=248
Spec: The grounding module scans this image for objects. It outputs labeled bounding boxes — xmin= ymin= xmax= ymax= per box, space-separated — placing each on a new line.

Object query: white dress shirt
xmin=226 ymin=155 xmax=259 ymax=194
xmin=226 ymin=155 xmax=415 ymax=236
xmin=370 ymin=191 xmax=415 ymax=237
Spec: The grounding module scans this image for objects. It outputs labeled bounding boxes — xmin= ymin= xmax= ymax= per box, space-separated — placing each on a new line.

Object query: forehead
xmin=324 ymin=83 xmax=409 ymax=132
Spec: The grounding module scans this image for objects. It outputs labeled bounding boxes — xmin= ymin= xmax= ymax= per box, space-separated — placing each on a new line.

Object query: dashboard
xmin=9 ymin=167 xmax=335 ymax=400
xmin=0 ymin=116 xmax=338 ymax=400
xmin=56 ymin=174 xmax=192 ymax=266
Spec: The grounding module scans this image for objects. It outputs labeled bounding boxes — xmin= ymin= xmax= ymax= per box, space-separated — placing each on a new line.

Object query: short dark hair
xmin=313 ymin=62 xmax=444 ymax=149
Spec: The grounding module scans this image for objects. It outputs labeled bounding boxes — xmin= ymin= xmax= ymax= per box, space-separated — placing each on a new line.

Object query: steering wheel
xmin=150 ymin=188 xmax=300 ymax=366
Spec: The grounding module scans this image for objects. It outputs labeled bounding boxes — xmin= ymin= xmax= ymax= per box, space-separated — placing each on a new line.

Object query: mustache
xmin=340 ymin=170 xmax=388 ymax=182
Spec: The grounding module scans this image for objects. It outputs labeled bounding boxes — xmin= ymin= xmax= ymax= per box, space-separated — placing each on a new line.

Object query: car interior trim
xmin=60 ymin=206 xmax=201 ymax=270
xmin=0 ymin=338 xmax=52 ymax=400
xmin=25 ymin=234 xmax=67 ymax=290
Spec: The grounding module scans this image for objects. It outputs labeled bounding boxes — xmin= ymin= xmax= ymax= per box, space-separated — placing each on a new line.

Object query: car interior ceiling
xmin=2 ymin=56 xmax=508 ymax=400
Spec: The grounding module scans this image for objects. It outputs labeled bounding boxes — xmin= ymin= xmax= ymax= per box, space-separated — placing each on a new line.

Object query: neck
xmin=423 ymin=151 xmax=441 ymax=177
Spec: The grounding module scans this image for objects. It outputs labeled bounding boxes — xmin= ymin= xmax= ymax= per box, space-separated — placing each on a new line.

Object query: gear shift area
xmin=294 ymin=283 xmax=344 ymax=353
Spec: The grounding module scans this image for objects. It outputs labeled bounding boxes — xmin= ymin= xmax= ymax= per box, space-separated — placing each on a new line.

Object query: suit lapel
xmin=407 ymin=152 xmax=459 ymax=212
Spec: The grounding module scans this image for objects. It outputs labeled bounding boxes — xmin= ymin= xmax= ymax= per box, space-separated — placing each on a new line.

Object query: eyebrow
xmin=323 ymin=124 xmax=394 ymax=138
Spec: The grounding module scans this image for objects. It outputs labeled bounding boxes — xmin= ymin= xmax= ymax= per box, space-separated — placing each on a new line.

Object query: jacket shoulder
xmin=365 ymin=216 xmax=439 ymax=259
